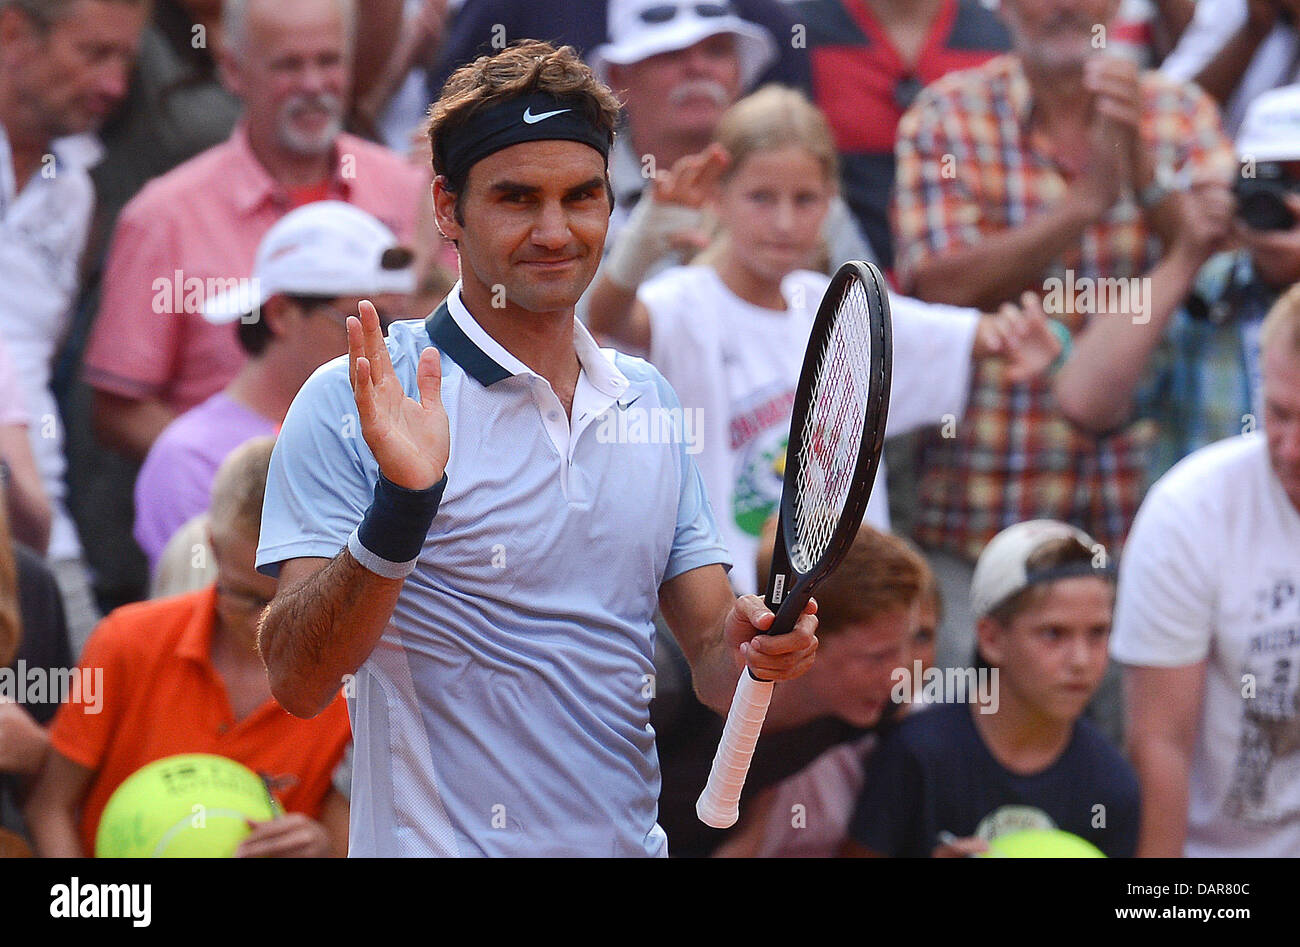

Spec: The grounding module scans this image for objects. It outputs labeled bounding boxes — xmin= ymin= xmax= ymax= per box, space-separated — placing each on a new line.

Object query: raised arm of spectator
xmin=348 ymin=0 xmax=406 ymax=135
xmin=585 ymin=145 xmax=727 ymax=349
xmin=354 ymin=0 xmax=448 ymax=138
xmin=1150 ymin=0 xmax=1199 ymax=58
xmin=1190 ymin=0 xmax=1284 ymax=105
xmin=1053 ymin=183 xmax=1234 ymax=432
xmin=895 ymin=89 xmax=1125 ymax=309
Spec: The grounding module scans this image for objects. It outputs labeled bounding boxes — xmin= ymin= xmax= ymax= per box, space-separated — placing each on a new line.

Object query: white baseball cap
xmin=1237 ymin=84 xmax=1300 ymax=162
xmin=203 ymin=201 xmax=416 ymax=324
xmin=969 ymin=520 xmax=1108 ymax=621
xmin=590 ymin=0 xmax=777 ymax=92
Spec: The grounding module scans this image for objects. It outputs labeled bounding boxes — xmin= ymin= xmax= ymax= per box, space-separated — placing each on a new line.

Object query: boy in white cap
xmin=132 ymin=201 xmax=416 ymax=574
xmin=842 ymin=519 xmax=1139 ymax=857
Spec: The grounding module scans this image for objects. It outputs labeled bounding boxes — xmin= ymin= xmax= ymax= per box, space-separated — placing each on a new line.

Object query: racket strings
xmin=791 ymin=279 xmax=876 ymax=572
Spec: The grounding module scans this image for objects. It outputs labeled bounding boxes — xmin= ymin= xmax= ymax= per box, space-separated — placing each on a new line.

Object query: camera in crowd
xmin=1235 ymin=162 xmax=1300 ymax=232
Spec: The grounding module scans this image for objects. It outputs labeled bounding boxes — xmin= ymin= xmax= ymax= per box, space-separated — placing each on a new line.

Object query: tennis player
xmin=254 ymin=41 xmax=819 ymax=857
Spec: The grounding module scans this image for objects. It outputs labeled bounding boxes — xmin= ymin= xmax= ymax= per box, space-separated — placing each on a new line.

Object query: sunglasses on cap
xmin=638 ymin=2 xmax=735 ymax=24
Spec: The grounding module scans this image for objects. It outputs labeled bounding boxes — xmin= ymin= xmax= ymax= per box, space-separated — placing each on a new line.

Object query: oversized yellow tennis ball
xmin=985 ymin=828 xmax=1106 ymax=858
xmin=95 ymin=754 xmax=281 ymax=858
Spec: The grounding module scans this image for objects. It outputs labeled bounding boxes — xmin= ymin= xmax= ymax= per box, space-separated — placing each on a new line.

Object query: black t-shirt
xmin=652 ymin=623 xmax=874 ymax=857
xmin=848 ymin=702 xmax=1140 ymax=857
xmin=1 ymin=544 xmax=72 ymax=835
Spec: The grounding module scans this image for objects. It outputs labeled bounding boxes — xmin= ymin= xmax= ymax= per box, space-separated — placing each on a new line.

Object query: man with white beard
xmin=82 ymin=0 xmax=424 ymax=467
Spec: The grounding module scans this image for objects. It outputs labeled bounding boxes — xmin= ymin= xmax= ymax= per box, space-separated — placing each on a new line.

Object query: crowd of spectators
xmin=2 ymin=0 xmax=1299 ymax=858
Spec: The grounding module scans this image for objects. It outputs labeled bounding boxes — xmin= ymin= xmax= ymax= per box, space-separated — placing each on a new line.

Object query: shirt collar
xmin=175 ymin=585 xmax=221 ymax=665
xmin=50 ymin=132 xmax=103 ymax=171
xmin=428 ymin=282 xmax=629 ymax=397
xmin=226 ymin=123 xmax=354 ymax=216
xmin=0 ymin=123 xmax=100 ymax=211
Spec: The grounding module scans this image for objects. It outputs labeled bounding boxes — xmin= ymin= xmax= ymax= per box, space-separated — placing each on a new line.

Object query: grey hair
xmin=0 ymin=0 xmax=148 ymax=28
xmin=223 ymin=0 xmax=356 ymax=59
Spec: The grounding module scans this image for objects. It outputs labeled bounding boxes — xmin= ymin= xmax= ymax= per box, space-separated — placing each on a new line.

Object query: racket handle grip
xmin=695 ymin=670 xmax=776 ymax=829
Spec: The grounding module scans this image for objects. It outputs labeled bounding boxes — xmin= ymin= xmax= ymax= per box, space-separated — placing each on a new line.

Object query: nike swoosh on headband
xmin=522 ymin=107 xmax=573 ymax=124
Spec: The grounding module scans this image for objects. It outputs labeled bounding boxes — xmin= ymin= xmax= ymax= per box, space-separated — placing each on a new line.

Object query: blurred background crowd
xmin=2 ymin=0 xmax=1300 ymax=858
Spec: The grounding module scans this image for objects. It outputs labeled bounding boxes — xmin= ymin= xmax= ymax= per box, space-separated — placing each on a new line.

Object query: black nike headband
xmin=435 ymin=91 xmax=614 ymax=190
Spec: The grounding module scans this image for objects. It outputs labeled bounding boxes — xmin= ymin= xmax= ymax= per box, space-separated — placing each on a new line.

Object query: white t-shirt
xmin=1160 ymin=0 xmax=1299 ymax=134
xmin=0 ymin=126 xmax=97 ymax=562
xmin=641 ymin=265 xmax=979 ymax=593
xmin=1111 ymin=434 xmax=1300 ymax=857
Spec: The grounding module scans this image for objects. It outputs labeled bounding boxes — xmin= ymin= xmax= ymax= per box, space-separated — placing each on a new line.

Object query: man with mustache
xmin=81 ymin=0 xmax=424 ymax=466
xmin=585 ymin=0 xmax=874 ymax=296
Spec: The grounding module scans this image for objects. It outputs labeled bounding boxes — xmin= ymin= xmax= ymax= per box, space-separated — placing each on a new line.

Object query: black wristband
xmin=350 ymin=472 xmax=447 ymax=577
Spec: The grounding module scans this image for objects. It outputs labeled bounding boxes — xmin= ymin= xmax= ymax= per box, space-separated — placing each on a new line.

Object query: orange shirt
xmin=50 ymin=585 xmax=351 ymax=856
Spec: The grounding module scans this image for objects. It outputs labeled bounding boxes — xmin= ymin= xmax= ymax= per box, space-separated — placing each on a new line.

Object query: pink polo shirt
xmin=84 ymin=124 xmax=425 ymax=413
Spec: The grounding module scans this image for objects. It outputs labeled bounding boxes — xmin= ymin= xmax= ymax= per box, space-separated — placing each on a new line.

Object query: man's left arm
xmin=658 ymin=564 xmax=818 ymax=717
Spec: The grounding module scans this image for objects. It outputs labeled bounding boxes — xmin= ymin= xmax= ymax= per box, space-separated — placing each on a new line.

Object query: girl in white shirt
xmin=589 ymin=86 xmax=1058 ymax=593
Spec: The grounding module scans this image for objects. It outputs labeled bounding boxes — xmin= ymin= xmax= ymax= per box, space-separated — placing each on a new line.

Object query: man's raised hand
xmin=347 ymin=300 xmax=450 ymax=491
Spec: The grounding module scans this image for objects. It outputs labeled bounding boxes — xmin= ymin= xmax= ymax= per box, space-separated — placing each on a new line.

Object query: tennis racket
xmin=696 ymin=260 xmax=892 ymax=829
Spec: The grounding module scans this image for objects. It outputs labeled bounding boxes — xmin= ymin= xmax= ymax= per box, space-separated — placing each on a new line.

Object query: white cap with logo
xmin=590 ymin=0 xmax=777 ymax=91
xmin=1237 ymin=84 xmax=1300 ymax=162
xmin=203 ymin=200 xmax=416 ymax=324
xmin=969 ymin=520 xmax=1105 ymax=620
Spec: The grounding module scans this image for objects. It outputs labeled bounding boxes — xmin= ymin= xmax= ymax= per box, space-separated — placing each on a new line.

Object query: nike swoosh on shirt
xmin=522 ymin=107 xmax=572 ymax=124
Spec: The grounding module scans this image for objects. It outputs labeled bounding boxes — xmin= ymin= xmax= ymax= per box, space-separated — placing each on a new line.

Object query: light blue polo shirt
xmin=257 ymin=285 xmax=730 ymax=857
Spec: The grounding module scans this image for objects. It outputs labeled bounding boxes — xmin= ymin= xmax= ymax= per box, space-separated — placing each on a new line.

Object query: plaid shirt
xmin=893 ymin=54 xmax=1235 ymax=561
xmin=1139 ymin=251 xmax=1272 ymax=486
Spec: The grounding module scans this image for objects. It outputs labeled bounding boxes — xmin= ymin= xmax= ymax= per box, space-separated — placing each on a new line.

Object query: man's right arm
xmin=1052 ymin=183 xmax=1233 ymax=433
xmin=1189 ymin=0 xmax=1280 ymax=106
xmin=259 ymin=301 xmax=449 ymax=718
xmin=83 ymin=205 xmax=183 ymax=460
xmin=1124 ymin=661 xmax=1207 ymax=857
xmin=909 ymin=193 xmax=1105 ymax=309
xmin=23 ymin=750 xmax=95 ymax=858
xmin=258 ymin=553 xmax=404 ymax=718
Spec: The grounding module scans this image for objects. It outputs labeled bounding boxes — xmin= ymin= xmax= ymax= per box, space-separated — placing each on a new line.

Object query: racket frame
xmin=695 ymin=260 xmax=893 ymax=830
xmin=761 ymin=260 xmax=893 ymax=642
